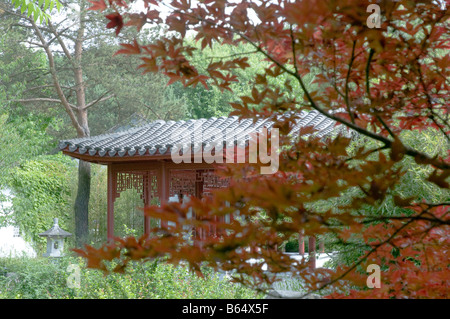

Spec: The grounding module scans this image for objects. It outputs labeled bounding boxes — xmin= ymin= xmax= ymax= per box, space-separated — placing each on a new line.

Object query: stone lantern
xmin=39 ymin=218 xmax=72 ymax=257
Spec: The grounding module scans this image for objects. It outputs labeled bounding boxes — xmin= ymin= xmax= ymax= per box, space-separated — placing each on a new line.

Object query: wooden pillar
xmin=308 ymin=236 xmax=316 ymax=269
xmin=195 ymin=170 xmax=204 ymax=240
xmin=143 ymin=172 xmax=151 ymax=236
xmin=160 ymin=161 xmax=169 ymax=228
xmin=107 ymin=164 xmax=115 ymax=241
xmin=298 ymin=232 xmax=305 ymax=256
xmin=319 ymin=238 xmax=325 ymax=254
xmin=144 ymin=213 xmax=151 ymax=235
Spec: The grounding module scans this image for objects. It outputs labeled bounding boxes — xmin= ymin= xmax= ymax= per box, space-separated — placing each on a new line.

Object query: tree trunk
xmin=73 ymin=3 xmax=91 ymax=247
xmin=74 ymin=160 xmax=91 ymax=246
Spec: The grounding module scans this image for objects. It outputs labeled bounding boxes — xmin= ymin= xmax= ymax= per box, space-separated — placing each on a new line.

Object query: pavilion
xmin=59 ymin=110 xmax=340 ymax=258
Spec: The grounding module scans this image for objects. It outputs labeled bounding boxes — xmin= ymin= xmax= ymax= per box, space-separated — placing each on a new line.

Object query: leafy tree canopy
xmin=7 ymin=0 xmax=62 ymax=24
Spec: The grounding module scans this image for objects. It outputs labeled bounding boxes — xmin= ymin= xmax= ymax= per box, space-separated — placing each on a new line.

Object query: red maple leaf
xmin=87 ymin=0 xmax=107 ymax=12
xmin=114 ymin=39 xmax=141 ymax=56
xmin=106 ymin=12 xmax=124 ymax=36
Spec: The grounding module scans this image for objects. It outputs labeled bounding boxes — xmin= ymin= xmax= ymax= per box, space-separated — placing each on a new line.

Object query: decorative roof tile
xmin=59 ymin=111 xmax=346 ymax=159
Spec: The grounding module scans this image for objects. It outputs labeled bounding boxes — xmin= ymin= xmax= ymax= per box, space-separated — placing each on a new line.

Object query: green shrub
xmin=0 ymin=256 xmax=261 ymax=299
xmin=0 ymin=256 xmax=72 ymax=299
xmin=8 ymin=154 xmax=76 ymax=254
xmin=284 ymin=238 xmax=299 ymax=252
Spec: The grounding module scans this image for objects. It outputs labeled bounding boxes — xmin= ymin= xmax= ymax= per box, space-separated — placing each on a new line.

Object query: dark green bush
xmin=284 ymin=239 xmax=299 ymax=252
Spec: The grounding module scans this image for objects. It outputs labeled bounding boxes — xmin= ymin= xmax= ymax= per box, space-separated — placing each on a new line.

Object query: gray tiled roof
xmin=59 ymin=111 xmax=341 ymax=158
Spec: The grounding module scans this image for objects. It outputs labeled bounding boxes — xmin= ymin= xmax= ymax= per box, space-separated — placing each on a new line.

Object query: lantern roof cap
xmin=39 ymin=218 xmax=72 ymax=238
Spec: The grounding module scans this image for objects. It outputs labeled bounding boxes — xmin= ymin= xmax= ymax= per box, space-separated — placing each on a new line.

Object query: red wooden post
xmin=195 ymin=171 xmax=204 ymax=242
xmin=144 ymin=214 xmax=151 ymax=235
xmin=143 ymin=173 xmax=151 ymax=237
xmin=308 ymin=236 xmax=316 ymax=269
xmin=107 ymin=164 xmax=115 ymax=241
xmin=160 ymin=161 xmax=169 ymax=229
xmin=298 ymin=232 xmax=305 ymax=256
xmin=319 ymin=238 xmax=325 ymax=254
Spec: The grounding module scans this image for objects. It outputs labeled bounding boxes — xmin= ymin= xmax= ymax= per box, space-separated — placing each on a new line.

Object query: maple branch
xmin=421 ymin=202 xmax=450 ymax=207
xmin=363 ymin=215 xmax=450 ymax=226
xmin=238 ymin=33 xmax=378 ymax=137
xmin=344 ymin=144 xmax=390 ymax=163
xmin=206 ymin=50 xmax=259 ymax=60
xmin=416 ymin=62 xmax=450 ymax=143
xmin=365 ymin=48 xmax=396 ymax=139
xmin=138 ymin=6 xmax=450 ymax=171
xmin=430 ymin=107 xmax=450 ymax=131
xmin=344 ymin=40 xmax=356 ymax=124
xmin=289 ymin=25 xmax=299 ymax=77
xmin=320 ymin=68 xmax=345 ymax=100
xmin=365 ymin=48 xmax=375 ymax=98
xmin=241 ymin=32 xmax=450 ymax=169
xmin=159 ymin=9 xmax=390 ymax=145
xmin=429 ymin=113 xmax=450 ymax=142
xmin=302 ymin=209 xmax=429 ymax=298
xmin=375 ymin=113 xmax=396 ymax=139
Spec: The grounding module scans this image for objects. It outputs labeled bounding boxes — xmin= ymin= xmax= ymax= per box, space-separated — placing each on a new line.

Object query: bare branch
xmin=26 ymin=85 xmax=76 ymax=92
xmin=10 ymin=98 xmax=77 ymax=109
xmin=20 ymin=40 xmax=45 ymax=48
xmin=83 ymin=92 xmax=115 ymax=110
xmin=28 ymin=17 xmax=84 ymax=136
xmin=143 ymin=104 xmax=161 ymax=118
xmin=47 ymin=20 xmax=75 ymax=66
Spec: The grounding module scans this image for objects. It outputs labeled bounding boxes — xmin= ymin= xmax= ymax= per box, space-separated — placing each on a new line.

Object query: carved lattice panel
xmin=148 ymin=174 xmax=159 ymax=204
xmin=169 ymin=170 xmax=197 ymax=198
xmin=168 ymin=169 xmax=231 ymax=241
xmin=115 ymin=170 xmax=158 ymax=205
xmin=169 ymin=169 xmax=230 ymax=198
xmin=200 ymin=170 xmax=230 ymax=197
